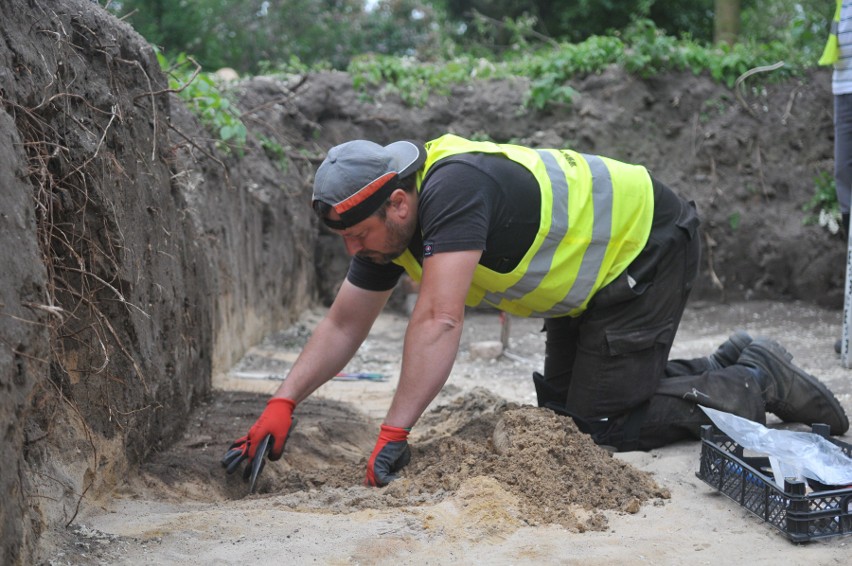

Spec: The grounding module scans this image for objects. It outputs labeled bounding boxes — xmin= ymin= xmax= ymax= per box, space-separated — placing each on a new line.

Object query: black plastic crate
xmin=696 ymin=423 xmax=852 ymax=543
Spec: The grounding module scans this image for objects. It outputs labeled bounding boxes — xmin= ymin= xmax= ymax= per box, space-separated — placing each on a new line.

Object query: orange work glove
xmin=221 ymin=397 xmax=295 ymax=475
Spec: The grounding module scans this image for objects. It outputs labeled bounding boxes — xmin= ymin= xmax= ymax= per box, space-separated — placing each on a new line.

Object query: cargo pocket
xmin=605 ymin=320 xmax=674 ymax=357
xmin=601 ymin=320 xmax=674 ymax=408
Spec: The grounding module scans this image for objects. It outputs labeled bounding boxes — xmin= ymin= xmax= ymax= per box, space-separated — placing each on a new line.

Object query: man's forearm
xmin=272 ymin=316 xmax=367 ymax=403
xmin=383 ymin=310 xmax=463 ymax=429
xmin=382 ymin=250 xmax=481 ymax=429
xmin=273 ymin=281 xmax=391 ymax=403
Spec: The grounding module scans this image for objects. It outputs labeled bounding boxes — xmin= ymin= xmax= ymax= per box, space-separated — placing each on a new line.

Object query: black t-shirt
xmin=346 ymin=153 xmax=541 ymax=291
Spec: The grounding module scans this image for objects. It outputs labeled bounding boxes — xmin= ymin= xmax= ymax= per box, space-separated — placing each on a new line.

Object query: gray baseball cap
xmin=312 ymin=139 xmax=426 ymax=229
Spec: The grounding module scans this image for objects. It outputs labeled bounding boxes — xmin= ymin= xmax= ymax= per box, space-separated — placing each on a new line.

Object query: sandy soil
xmin=47 ymin=300 xmax=852 ymax=565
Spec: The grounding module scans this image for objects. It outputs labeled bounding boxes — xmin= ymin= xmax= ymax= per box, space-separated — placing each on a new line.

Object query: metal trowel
xmin=248 ymin=433 xmax=273 ymax=494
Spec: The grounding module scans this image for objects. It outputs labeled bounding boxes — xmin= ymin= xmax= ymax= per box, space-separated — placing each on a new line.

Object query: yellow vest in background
xmin=820 ymin=0 xmax=842 ymax=65
xmin=393 ymin=134 xmax=654 ymax=318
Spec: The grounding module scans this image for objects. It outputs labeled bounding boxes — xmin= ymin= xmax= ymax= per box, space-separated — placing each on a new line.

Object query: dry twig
xmin=735 ymin=61 xmax=785 ymax=118
xmin=168 ymin=123 xmax=233 ymax=187
xmin=703 ymin=231 xmax=726 ymax=299
xmin=116 ymin=57 xmax=161 ymax=160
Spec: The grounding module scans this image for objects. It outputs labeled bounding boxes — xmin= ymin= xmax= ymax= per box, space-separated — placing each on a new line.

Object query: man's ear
xmin=388 ymin=188 xmax=411 ymax=219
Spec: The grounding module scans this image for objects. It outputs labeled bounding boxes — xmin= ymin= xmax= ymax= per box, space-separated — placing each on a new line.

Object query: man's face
xmin=337 ymin=210 xmax=416 ymax=264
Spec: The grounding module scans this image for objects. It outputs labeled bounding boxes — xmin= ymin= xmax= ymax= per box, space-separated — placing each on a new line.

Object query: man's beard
xmin=356 ymin=216 xmax=415 ymax=265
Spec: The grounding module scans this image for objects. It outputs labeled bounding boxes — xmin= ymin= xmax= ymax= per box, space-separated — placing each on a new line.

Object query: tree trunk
xmin=714 ymin=0 xmax=741 ymax=45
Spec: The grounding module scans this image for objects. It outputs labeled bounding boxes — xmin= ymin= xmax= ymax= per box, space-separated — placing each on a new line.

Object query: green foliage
xmin=699 ymin=95 xmax=732 ymax=123
xmin=119 ymin=1 xmax=834 ymax=113
xmin=803 ymin=171 xmax=841 ymax=234
xmin=616 ymin=19 xmax=799 ymax=87
xmin=525 ymin=78 xmax=576 ymax=111
xmin=468 ymin=131 xmax=495 ymax=142
xmin=740 ymin=0 xmax=834 ymax=63
xmin=156 ymin=50 xmax=247 ymax=154
xmin=728 ymin=211 xmax=741 ymax=231
xmin=458 ymin=9 xmax=543 ymax=54
xmin=110 ymin=0 xmax=833 ymax=80
xmin=349 ymin=17 xmax=807 ymax=110
xmin=445 ymin=0 xmax=717 ymax=45
xmin=258 ymin=135 xmax=289 ymax=174
xmin=115 ymin=0 xmax=257 ymax=72
xmin=258 ymin=56 xmax=332 ymax=78
xmin=349 ymin=54 xmax=487 ymax=106
xmin=110 ymin=0 xmax=446 ymax=74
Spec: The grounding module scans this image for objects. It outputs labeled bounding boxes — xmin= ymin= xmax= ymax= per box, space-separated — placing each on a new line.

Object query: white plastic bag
xmin=700 ymin=406 xmax=852 ymax=488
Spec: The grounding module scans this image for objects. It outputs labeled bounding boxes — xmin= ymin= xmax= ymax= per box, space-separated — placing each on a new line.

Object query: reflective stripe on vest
xmin=480 ymin=152 xmax=613 ymax=316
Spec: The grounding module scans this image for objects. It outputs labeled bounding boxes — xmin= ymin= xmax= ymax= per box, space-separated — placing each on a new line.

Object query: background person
xmin=821 ymin=1 xmax=852 ymax=353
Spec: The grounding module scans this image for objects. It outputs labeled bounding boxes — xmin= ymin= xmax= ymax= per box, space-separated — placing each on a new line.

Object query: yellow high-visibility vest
xmin=393 ymin=134 xmax=654 ymax=318
xmin=820 ymin=0 xmax=842 ymax=65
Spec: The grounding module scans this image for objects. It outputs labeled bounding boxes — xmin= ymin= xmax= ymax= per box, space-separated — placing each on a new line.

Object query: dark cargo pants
xmin=536 ymin=182 xmax=765 ymax=451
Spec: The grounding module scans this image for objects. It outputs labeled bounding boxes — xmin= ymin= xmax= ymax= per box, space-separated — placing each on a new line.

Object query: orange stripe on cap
xmin=333 ymin=172 xmax=397 ymax=214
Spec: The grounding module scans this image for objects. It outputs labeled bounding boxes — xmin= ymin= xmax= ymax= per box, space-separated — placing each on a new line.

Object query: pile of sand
xmin=138 ymin=387 xmax=668 ymax=534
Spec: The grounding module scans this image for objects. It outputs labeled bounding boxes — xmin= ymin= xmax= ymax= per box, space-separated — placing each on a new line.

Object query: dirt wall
xmin=0 ymin=108 xmax=49 ymax=565
xmin=0 ymin=2 xmax=315 ymax=563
